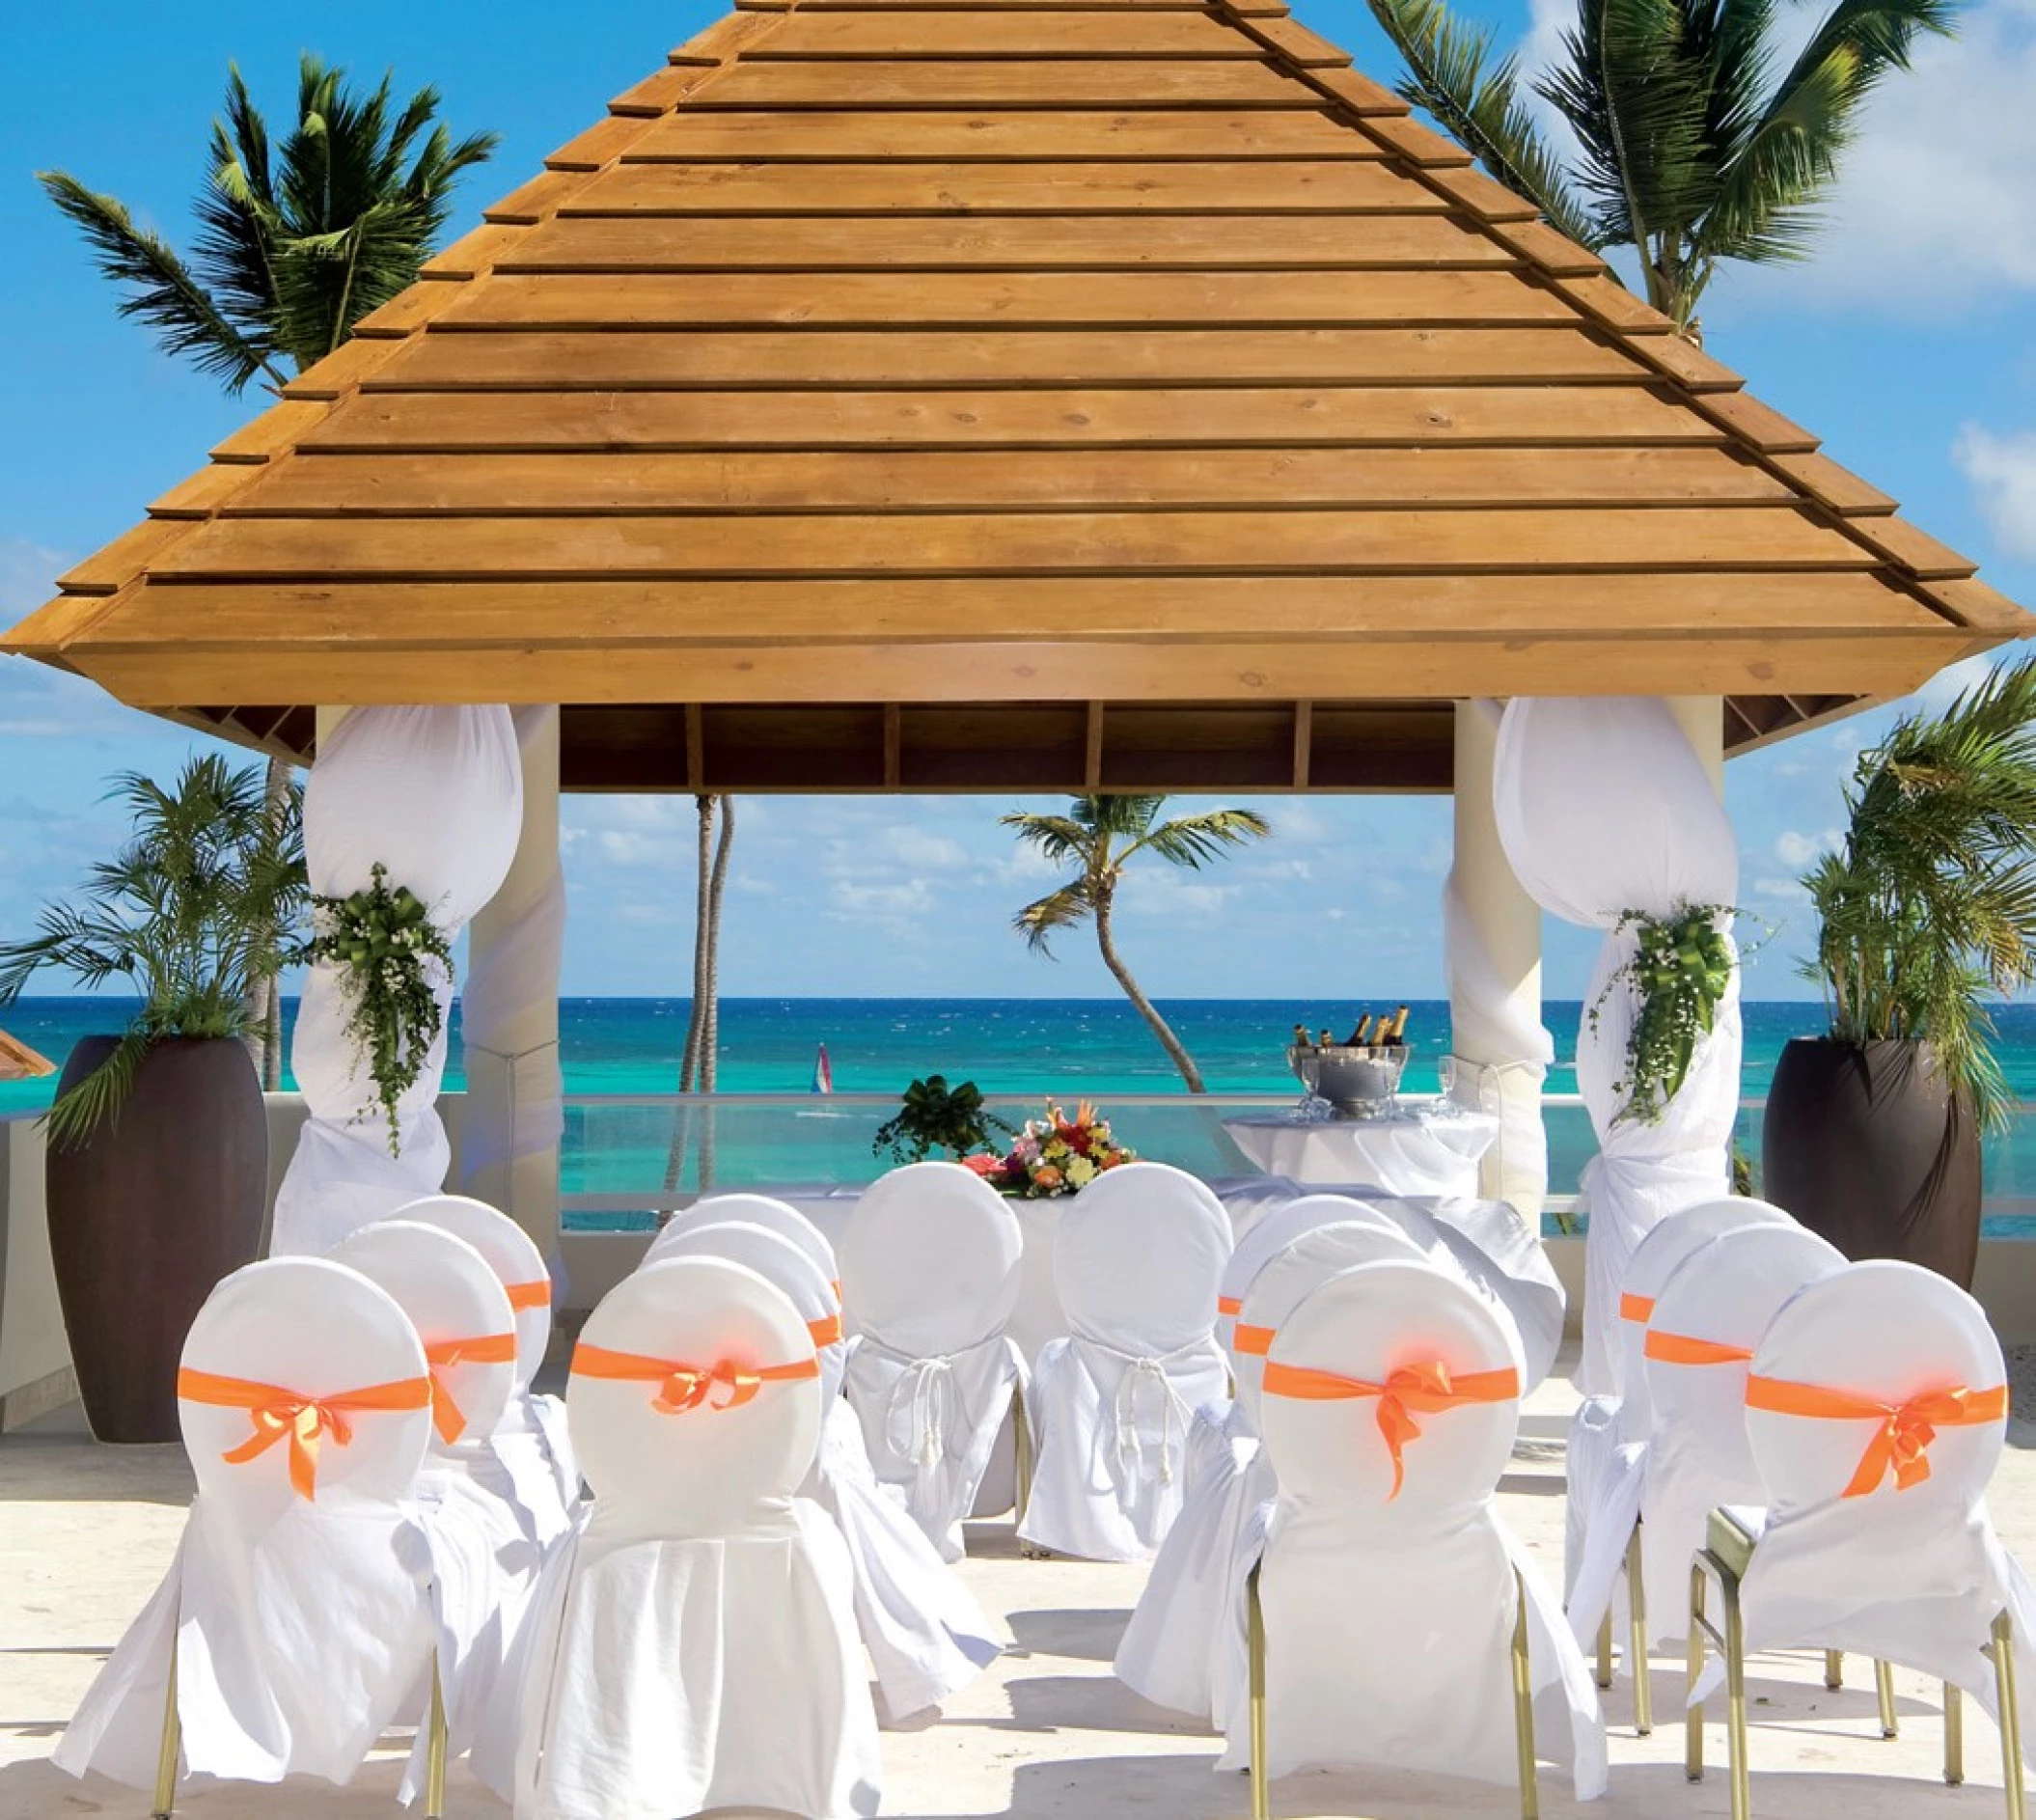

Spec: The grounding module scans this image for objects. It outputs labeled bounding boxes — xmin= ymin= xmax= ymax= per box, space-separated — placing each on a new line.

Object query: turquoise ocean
xmin=9 ymin=997 xmax=2036 ymax=1227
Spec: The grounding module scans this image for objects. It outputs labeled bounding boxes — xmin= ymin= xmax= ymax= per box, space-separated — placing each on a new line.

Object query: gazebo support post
xmin=460 ymin=706 xmax=565 ymax=1264
xmin=1665 ymin=697 xmax=1727 ymax=795
xmin=1446 ymin=699 xmax=1551 ymax=1219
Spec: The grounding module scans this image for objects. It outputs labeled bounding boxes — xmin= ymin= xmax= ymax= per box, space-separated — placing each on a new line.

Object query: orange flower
xmin=1032 ymin=1164 xmax=1064 ymax=1191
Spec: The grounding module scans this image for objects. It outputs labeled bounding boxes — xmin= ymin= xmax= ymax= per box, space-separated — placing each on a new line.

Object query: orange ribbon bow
xmin=420 ymin=1333 xmax=519 ymax=1444
xmin=1643 ymin=1330 xmax=1753 ymax=1367
xmin=1218 ymin=1295 xmax=1244 ymax=1317
xmin=1745 ymin=1374 xmax=2009 ymax=1498
xmin=176 ymin=1367 xmax=432 ymax=1501
xmin=1259 ymin=1358 xmax=1521 ymax=1498
xmin=571 ymin=1341 xmax=818 ymax=1415
xmin=1619 ymin=1292 xmax=1656 ymax=1325
xmin=505 ymin=1279 xmax=551 ymax=1312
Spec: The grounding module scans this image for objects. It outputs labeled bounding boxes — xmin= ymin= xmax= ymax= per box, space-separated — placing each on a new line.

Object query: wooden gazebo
xmin=5 ymin=0 xmax=2027 ymax=1251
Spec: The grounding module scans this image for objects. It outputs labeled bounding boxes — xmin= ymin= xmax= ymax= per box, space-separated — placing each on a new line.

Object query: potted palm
xmin=0 ymin=756 xmax=306 ymax=1440
xmin=1763 ymin=657 xmax=2036 ymax=1286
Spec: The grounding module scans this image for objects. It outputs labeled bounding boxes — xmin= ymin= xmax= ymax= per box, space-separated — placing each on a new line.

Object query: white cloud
xmin=873 ymin=824 xmax=972 ymax=872
xmin=0 ymin=536 xmax=66 ymax=619
xmin=831 ymin=878 xmax=934 ymax=917
xmin=595 ymin=829 xmax=686 ymax=869
xmin=1955 ymin=426 xmax=2036 ymax=562
xmin=1774 ymin=828 xmax=1840 ymax=868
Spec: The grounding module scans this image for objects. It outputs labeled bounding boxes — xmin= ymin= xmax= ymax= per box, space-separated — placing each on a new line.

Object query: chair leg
xmin=1995 ymin=1611 xmax=2026 ymax=1820
xmin=1011 ymin=1382 xmax=1033 ymax=1527
xmin=1875 ymin=1657 xmax=1899 ymax=1739
xmin=1627 ymin=1522 xmax=1653 ymax=1735
xmin=151 ymin=1635 xmax=180 ymax=1820
xmin=1248 ymin=1564 xmax=1270 ymax=1820
xmin=1596 ymin=1607 xmax=1613 ymax=1691
xmin=1826 ymin=1649 xmax=1844 ymax=1690
xmin=1687 ymin=1560 xmax=1707 ymax=1783
xmin=424 ymin=1657 xmax=449 ymax=1820
xmin=1945 ymin=1682 xmax=1964 ymax=1786
xmin=1723 ymin=1565 xmax=1750 ymax=1820
xmin=1511 ymin=1568 xmax=1540 ymax=1820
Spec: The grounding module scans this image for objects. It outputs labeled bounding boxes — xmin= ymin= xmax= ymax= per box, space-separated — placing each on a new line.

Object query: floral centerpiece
xmin=966 ymin=1099 xmax=1136 ymax=1197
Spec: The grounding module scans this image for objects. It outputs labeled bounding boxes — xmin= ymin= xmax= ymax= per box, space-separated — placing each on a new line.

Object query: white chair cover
xmin=326 ymin=1220 xmax=536 ymax=1761
xmin=1715 ymin=1259 xmax=2036 ymax=1752
xmin=1565 ymin=1195 xmax=1795 ymax=1642
xmin=1116 ymin=1217 xmax=1427 ymax=1723
xmin=1634 ymin=1223 xmax=1844 ymax=1643
xmin=273 ymin=705 xmax=524 ymax=1254
xmin=1231 ymin=1259 xmax=1607 ymax=1797
xmin=650 ymin=1191 xmax=839 ymax=1295
xmin=1006 ymin=1195 xmax=1069 ymax=1366
xmin=395 ymin=1193 xmax=579 ymax=1544
xmin=56 ymin=1258 xmax=440 ymax=1792
xmin=486 ymin=1256 xmax=880 ymax=1819
xmin=839 ymin=1163 xmax=1026 ymax=1560
xmin=1214 ymin=1191 xmax=1398 ymax=1359
xmin=1493 ymin=696 xmax=1742 ymax=1397
xmin=1021 ymin=1163 xmax=1232 ymax=1561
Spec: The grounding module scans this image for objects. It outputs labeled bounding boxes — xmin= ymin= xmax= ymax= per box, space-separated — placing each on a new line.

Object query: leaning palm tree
xmin=1004 ymin=796 xmax=1272 ymax=1094
xmin=1363 ymin=0 xmax=1955 ymax=337
xmin=40 ymin=58 xmax=496 ymax=1083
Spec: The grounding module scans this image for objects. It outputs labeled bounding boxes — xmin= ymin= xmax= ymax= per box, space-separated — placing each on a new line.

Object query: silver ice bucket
xmin=1287 ymin=1043 xmax=1407 ymax=1116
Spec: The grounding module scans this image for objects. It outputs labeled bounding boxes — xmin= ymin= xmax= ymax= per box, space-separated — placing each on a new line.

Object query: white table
xmin=1222 ymin=1102 xmax=1500 ymax=1200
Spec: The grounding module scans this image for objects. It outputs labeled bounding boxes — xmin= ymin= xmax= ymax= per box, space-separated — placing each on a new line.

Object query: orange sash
xmin=176 ymin=1368 xmax=432 ymax=1500
xmin=1745 ymin=1374 xmax=2009 ymax=1498
xmin=808 ymin=1313 xmax=844 ymax=1349
xmin=1234 ymin=1322 xmax=1275 ymax=1357
xmin=571 ymin=1341 xmax=818 ymax=1415
xmin=1218 ymin=1295 xmax=1244 ymax=1317
xmin=420 ymin=1333 xmax=519 ymax=1443
xmin=506 ymin=1280 xmax=551 ymax=1312
xmin=1260 ymin=1359 xmax=1521 ymax=1498
xmin=1644 ymin=1330 xmax=1752 ymax=1367
xmin=1619 ymin=1292 xmax=1656 ymax=1325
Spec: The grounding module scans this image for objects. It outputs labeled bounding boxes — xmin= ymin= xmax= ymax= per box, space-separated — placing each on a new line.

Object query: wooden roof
xmin=5 ymin=0 xmax=2026 ymax=793
xmin=0 ymin=1028 xmax=56 ymax=1083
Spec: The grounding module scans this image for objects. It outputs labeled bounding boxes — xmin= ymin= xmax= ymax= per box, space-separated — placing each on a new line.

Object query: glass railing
xmin=558 ymin=1092 xmax=2036 ymax=1236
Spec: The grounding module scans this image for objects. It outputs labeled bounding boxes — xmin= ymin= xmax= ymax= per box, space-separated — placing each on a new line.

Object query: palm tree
xmin=662 ymin=794 xmax=736 ymax=1201
xmin=1004 ymin=796 xmax=1272 ymax=1093
xmin=40 ymin=58 xmax=496 ymax=1083
xmin=1362 ymin=0 xmax=1954 ymax=337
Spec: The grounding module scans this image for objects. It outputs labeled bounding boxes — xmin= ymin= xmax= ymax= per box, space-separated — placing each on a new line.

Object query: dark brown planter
xmin=45 ymin=1035 xmax=267 ymax=1443
xmin=1761 ymin=1036 xmax=1982 ymax=1288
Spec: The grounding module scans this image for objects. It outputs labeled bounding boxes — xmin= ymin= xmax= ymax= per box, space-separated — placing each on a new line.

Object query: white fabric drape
xmin=273 ymin=706 xmax=524 ymax=1255
xmin=1493 ymin=697 xmax=1742 ymax=1393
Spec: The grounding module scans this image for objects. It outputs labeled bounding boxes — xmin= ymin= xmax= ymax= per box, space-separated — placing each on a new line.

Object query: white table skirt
xmin=1221 ymin=1105 xmax=1499 ymax=1200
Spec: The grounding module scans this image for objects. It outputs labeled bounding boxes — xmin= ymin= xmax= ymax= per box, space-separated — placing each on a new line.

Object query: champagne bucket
xmin=1287 ymin=1043 xmax=1406 ymax=1115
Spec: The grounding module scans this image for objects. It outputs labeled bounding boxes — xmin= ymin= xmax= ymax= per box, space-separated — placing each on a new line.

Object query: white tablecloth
xmin=1222 ymin=1104 xmax=1500 ymax=1200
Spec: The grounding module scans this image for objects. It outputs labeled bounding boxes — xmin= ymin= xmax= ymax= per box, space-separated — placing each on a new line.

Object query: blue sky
xmin=2 ymin=0 xmax=2032 ymax=1004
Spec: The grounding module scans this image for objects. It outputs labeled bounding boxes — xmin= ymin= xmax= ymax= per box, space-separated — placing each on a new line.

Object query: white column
xmin=1444 ymin=699 xmax=1555 ymax=1215
xmin=459 ymin=706 xmax=565 ymax=1260
xmin=1665 ymin=695 xmax=1725 ymax=794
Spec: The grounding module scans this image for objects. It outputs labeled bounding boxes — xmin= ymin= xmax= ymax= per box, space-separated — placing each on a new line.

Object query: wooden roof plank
xmin=56 ymin=519 xmax=199 ymax=595
xmin=209 ymin=400 xmax=331 ymax=464
xmin=684 ymin=60 xmax=1321 ymax=106
xmin=746 ymin=11 xmax=1262 ymax=54
xmin=1850 ymin=516 xmax=1983 ymax=581
xmin=498 ymin=212 xmax=1516 ymax=270
xmin=295 ymin=383 xmax=1729 ymax=451
xmin=150 ymin=462 xmax=272 ymax=519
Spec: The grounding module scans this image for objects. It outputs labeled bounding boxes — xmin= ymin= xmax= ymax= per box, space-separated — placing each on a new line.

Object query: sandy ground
xmin=6 ymin=1352 xmax=2036 ymax=1820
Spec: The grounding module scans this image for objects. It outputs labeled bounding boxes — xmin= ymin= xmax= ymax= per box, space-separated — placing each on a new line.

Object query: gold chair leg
xmin=1687 ymin=1560 xmax=1707 ymax=1782
xmin=1995 ymin=1611 xmax=2026 ymax=1820
xmin=1012 ymin=1381 xmax=1033 ymax=1526
xmin=1945 ymin=1682 xmax=1964 ymax=1786
xmin=1826 ymin=1649 xmax=1844 ymax=1690
xmin=1627 ymin=1522 xmax=1653 ymax=1735
xmin=1723 ymin=1567 xmax=1750 ymax=1820
xmin=1875 ymin=1657 xmax=1898 ymax=1739
xmin=151 ymin=1634 xmax=180 ymax=1820
xmin=1248 ymin=1563 xmax=1270 ymax=1820
xmin=1596 ymin=1607 xmax=1613 ymax=1690
xmin=425 ymin=1657 xmax=449 ymax=1820
xmin=1511 ymin=1568 xmax=1540 ymax=1820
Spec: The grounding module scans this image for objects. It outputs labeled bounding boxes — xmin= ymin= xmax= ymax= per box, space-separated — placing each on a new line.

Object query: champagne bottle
xmin=1317 ymin=1029 xmax=1334 ymax=1048
xmin=1292 ymin=1023 xmax=1313 ymax=1049
xmin=1388 ymin=1005 xmax=1411 ymax=1044
xmin=1347 ymin=1013 xmax=1374 ymax=1046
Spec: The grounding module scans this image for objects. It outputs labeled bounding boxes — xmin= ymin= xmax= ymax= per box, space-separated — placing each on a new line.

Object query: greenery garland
xmin=1590 ymin=904 xmax=1737 ymax=1126
xmin=873 ymin=1074 xmax=1015 ymax=1165
xmin=295 ymin=864 xmax=453 ymax=1153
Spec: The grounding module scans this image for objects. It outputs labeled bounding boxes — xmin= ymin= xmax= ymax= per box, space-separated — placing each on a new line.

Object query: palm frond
xmin=42 ymin=1031 xmax=156 ymax=1151
xmin=36 ymin=171 xmax=286 ymax=393
xmin=999 ymin=812 xmax=1093 ymax=871
xmin=1364 ymin=0 xmax=1607 ymax=249
xmin=1012 ymin=883 xmax=1095 ymax=956
xmin=1124 ymin=808 xmax=1275 ymax=869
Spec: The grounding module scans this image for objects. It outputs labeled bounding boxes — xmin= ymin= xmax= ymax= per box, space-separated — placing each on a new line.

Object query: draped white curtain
xmin=272 ymin=706 xmax=524 ymax=1255
xmin=1493 ymin=698 xmax=1742 ymax=1393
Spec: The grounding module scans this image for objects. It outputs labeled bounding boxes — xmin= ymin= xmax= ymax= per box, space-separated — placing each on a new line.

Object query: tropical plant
xmin=39 ymin=57 xmax=496 ymax=1085
xmin=1363 ymin=0 xmax=1956 ymax=335
xmin=662 ymin=793 xmax=737 ymax=1201
xmin=1589 ymin=902 xmax=1738 ymax=1123
xmin=1799 ymin=655 xmax=2036 ymax=1131
xmin=1004 ymin=795 xmax=1273 ymax=1093
xmin=0 ymin=758 xmax=307 ymax=1144
xmin=872 ymin=1075 xmax=1016 ymax=1166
